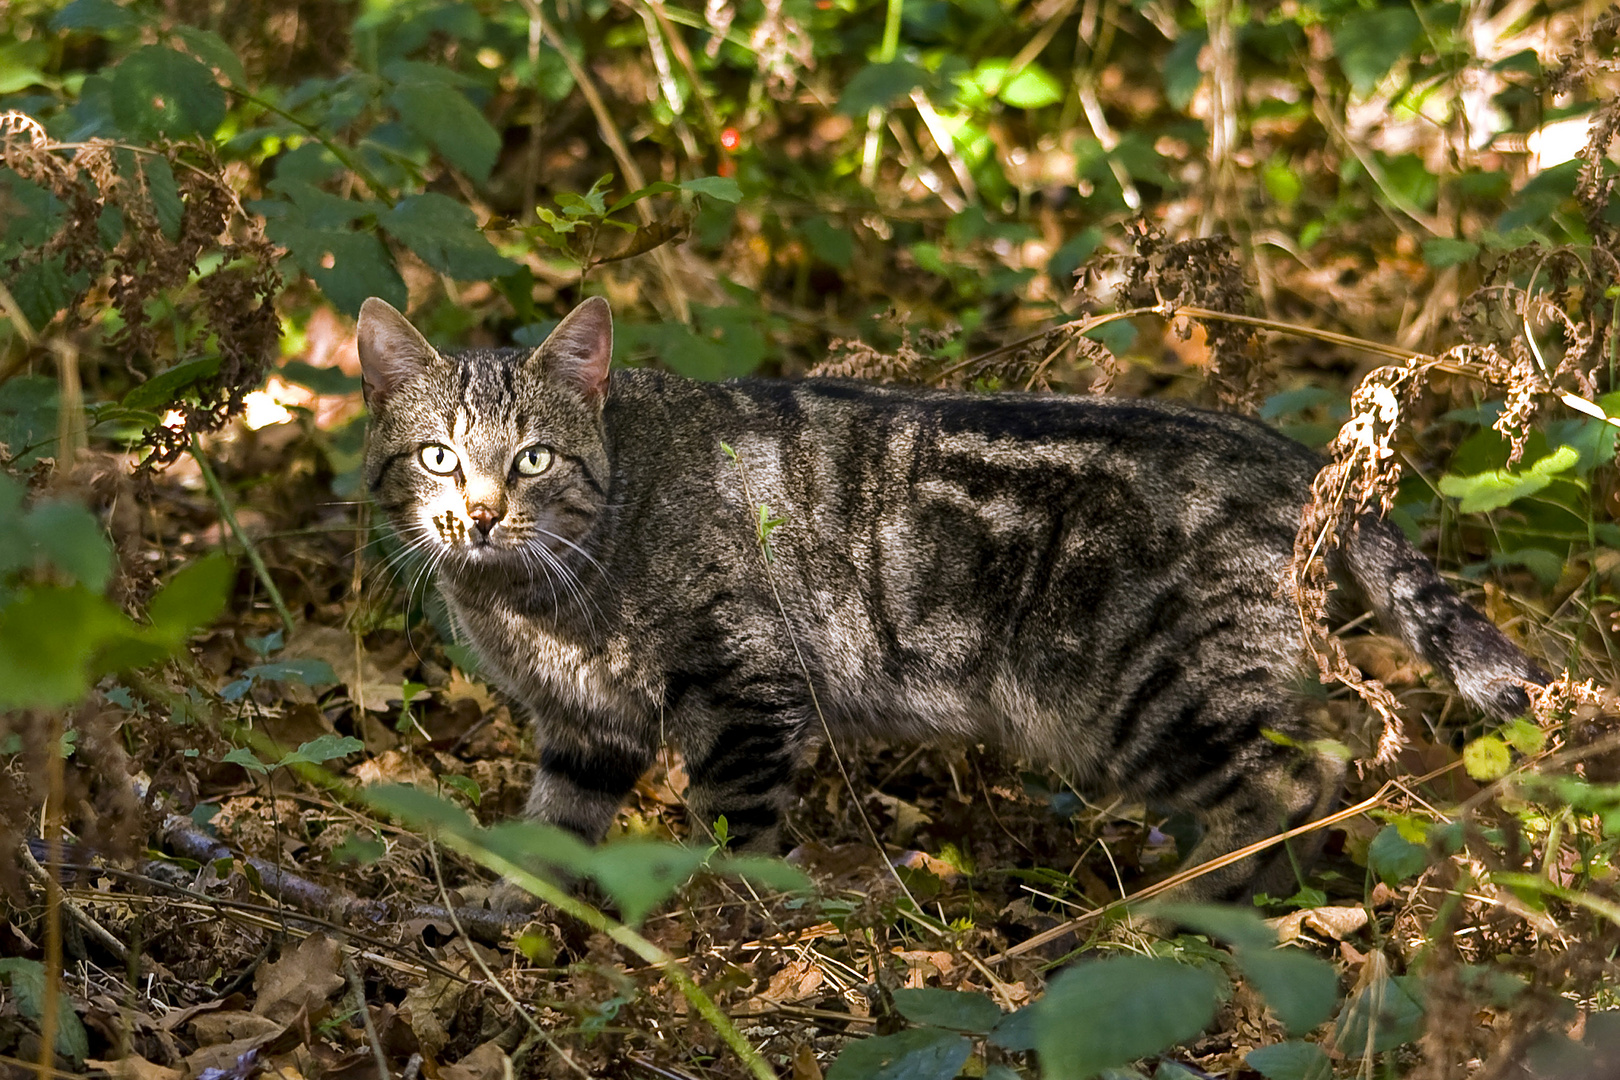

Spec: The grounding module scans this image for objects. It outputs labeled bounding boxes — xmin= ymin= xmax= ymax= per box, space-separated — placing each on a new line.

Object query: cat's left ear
xmin=532 ymin=296 xmax=613 ymax=405
xmin=357 ymin=298 xmax=441 ymax=408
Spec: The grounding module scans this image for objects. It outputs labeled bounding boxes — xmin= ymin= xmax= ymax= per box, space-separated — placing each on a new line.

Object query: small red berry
xmin=720 ymin=127 xmax=741 ymax=151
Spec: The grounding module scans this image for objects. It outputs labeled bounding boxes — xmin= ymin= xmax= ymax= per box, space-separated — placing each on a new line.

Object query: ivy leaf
xmin=381 ymin=193 xmax=519 ymax=279
xmin=826 ymin=1027 xmax=972 ymax=1080
xmin=1438 ymin=444 xmax=1579 ymax=513
xmin=110 ymin=46 xmax=226 ymax=139
xmin=891 ymin=988 xmax=1002 ymax=1033
xmin=1035 ymin=956 xmax=1220 ymax=1079
xmin=387 ymin=75 xmax=500 ymax=182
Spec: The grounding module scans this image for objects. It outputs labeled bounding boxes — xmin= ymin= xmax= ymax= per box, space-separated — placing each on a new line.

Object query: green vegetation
xmin=3 ymin=0 xmax=1619 ymax=1076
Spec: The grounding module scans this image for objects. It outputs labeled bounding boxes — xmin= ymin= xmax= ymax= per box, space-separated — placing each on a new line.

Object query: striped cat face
xmin=358 ymin=298 xmax=614 ymax=586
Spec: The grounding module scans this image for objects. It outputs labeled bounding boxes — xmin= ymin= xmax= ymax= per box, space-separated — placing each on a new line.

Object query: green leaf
xmin=368 ymin=783 xmax=481 ymax=836
xmin=680 ymin=175 xmax=743 ymax=203
xmin=222 ymin=746 xmax=272 ymax=774
xmin=279 ymin=360 xmax=363 ymax=396
xmin=708 ymin=854 xmax=811 ymax=894
xmin=0 ymin=585 xmax=130 ymax=708
xmin=142 ymin=155 xmax=184 ymax=241
xmin=173 ymin=25 xmax=246 ymax=85
xmin=0 ymin=375 xmax=57 ymax=464
xmin=891 ymin=988 xmax=1003 ymax=1033
xmin=266 ymin=224 xmax=407 ymax=317
xmin=988 ymin=1006 xmax=1039 ymax=1052
xmin=1334 ymin=975 xmax=1424 ymax=1057
xmin=0 ymin=169 xmax=68 ymax=252
xmin=23 ymin=500 xmax=110 ymax=592
xmin=1332 ymin=7 xmax=1424 ymax=96
xmin=1149 ymin=903 xmax=1279 ymax=952
xmin=1501 ymin=717 xmax=1547 ymax=756
xmin=109 ymin=46 xmax=226 ymax=139
xmin=1035 ymin=956 xmax=1220 ymax=1079
xmin=146 ymin=553 xmax=234 ymax=640
xmin=1163 ymin=31 xmax=1207 ymax=110
xmin=1422 ymin=238 xmax=1479 ymax=269
xmin=1438 ymin=445 xmax=1580 ymax=513
xmin=827 ymin=1027 xmax=972 ymax=1080
xmin=0 ymin=958 xmax=90 ymax=1061
xmin=387 ymin=79 xmax=501 ymax=182
xmin=122 ymin=354 xmax=223 ymax=412
xmin=9 ymin=254 xmax=90 ymax=329
xmin=1463 ymin=734 xmax=1512 ymax=781
xmin=280 ymin=733 xmax=364 ymax=766
xmin=381 ymin=193 xmax=519 ymax=279
xmin=1367 ymin=824 xmax=1428 ymax=884
xmin=50 ymin=0 xmax=139 ymax=33
xmin=801 ymin=216 xmax=853 ymax=270
xmin=440 ymin=774 xmax=481 ymax=804
xmin=1246 ymin=1040 xmax=1332 ymax=1080
xmin=837 ymin=60 xmax=929 ymax=115
xmin=587 ymin=840 xmax=710 ymax=926
xmin=1238 ymin=949 xmax=1338 ymax=1036
xmin=998 ymin=63 xmax=1065 ymax=109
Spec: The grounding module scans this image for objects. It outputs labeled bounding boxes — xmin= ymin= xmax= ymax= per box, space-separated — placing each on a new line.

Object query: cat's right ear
xmin=357 ymin=298 xmax=440 ymax=408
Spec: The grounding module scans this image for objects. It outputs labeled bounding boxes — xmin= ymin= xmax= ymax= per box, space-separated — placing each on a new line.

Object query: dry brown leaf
xmin=1268 ymin=905 xmax=1369 ymax=942
xmin=87 ymin=1055 xmax=183 ymax=1080
xmin=252 ymin=933 xmax=347 ymax=1025
xmin=438 ymin=1042 xmax=510 ymax=1080
xmin=190 ymin=1012 xmax=285 ymax=1046
xmin=762 ymin=959 xmax=825 ymax=1004
xmin=790 ymin=1043 xmax=824 ymax=1080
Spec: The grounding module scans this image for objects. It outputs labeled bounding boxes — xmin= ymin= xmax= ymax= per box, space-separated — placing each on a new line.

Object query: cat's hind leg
xmin=680 ymin=698 xmax=807 ymax=852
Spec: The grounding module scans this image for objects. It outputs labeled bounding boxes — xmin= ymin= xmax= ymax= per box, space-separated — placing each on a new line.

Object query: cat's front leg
xmin=488 ymin=730 xmax=655 ymax=912
xmin=681 ymin=708 xmax=806 ymax=852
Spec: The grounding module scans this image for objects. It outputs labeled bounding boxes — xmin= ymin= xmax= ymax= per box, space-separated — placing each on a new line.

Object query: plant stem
xmin=226 ymin=87 xmax=396 ymax=207
xmin=191 ymin=437 xmax=296 ymax=634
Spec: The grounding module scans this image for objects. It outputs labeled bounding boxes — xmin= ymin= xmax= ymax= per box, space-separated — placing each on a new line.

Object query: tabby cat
xmin=357 ymin=295 xmax=1547 ymax=907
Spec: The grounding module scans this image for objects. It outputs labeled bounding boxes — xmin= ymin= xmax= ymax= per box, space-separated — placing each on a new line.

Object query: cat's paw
xmin=486 ymin=877 xmax=544 ymax=914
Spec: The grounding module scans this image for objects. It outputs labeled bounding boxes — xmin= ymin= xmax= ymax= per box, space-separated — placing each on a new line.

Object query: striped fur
xmin=359 ymin=298 xmax=1547 ymax=908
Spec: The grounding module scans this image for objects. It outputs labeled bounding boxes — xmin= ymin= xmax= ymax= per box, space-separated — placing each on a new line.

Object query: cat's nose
xmin=468 ymin=504 xmax=503 ymax=537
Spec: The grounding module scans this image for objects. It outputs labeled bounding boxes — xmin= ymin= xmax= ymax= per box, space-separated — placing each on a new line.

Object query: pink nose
xmin=469 ymin=504 xmax=503 ymax=536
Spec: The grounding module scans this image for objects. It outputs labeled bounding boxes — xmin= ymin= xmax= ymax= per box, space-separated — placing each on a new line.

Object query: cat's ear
xmin=532 ymin=296 xmax=613 ymax=405
xmin=357 ymin=297 xmax=440 ymax=407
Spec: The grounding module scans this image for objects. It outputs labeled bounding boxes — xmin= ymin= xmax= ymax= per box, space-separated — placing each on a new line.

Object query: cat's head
xmin=357 ymin=297 xmax=613 ymax=582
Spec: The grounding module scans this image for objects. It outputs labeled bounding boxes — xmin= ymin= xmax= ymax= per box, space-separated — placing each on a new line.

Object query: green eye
xmin=419 ymin=444 xmax=459 ymax=475
xmin=514 ymin=445 xmax=553 ymax=476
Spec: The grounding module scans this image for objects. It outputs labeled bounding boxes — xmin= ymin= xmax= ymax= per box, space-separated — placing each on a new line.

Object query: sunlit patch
xmin=242 ymin=391 xmax=293 ymax=430
xmin=1528 ymin=116 xmax=1592 ymax=172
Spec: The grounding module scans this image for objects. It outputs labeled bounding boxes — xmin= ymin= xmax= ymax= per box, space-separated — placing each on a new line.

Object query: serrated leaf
xmin=0 ymin=958 xmax=90 ymax=1061
xmin=280 ymin=733 xmax=364 ymax=766
xmin=173 ymin=25 xmax=246 ymax=85
xmin=381 ymin=193 xmax=518 ymax=279
xmin=1438 ymin=445 xmax=1580 ymax=513
xmin=9 ymin=254 xmax=90 ymax=329
xmin=1463 ymin=734 xmax=1512 ymax=781
xmin=266 ymin=223 xmax=407 ymax=316
xmin=1367 ymin=823 xmax=1429 ymax=884
xmin=24 ymin=500 xmax=112 ymax=592
xmin=146 ymin=553 xmax=234 ymax=639
xmin=1247 ymin=1040 xmax=1332 ymax=1080
xmin=387 ymin=79 xmax=500 ymax=182
xmin=1035 ymin=956 xmax=1220 ymax=1079
xmin=0 ymin=585 xmax=130 ymax=709
xmin=1238 ymin=949 xmax=1339 ymax=1036
xmin=891 ymin=988 xmax=1002 ymax=1033
xmin=110 ymin=46 xmax=226 ymax=139
xmin=827 ymin=1027 xmax=972 ymax=1080
xmin=142 ymin=155 xmax=183 ymax=241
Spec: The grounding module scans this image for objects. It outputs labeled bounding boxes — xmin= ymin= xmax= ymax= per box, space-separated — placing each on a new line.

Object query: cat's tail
xmin=1335 ymin=514 xmax=1550 ymax=720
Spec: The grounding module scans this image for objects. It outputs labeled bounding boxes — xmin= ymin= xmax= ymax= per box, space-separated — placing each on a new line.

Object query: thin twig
xmin=191 ymin=436 xmax=296 ymax=634
xmin=19 ymin=845 xmax=128 ymax=963
xmin=344 ymin=951 xmax=392 ymax=1080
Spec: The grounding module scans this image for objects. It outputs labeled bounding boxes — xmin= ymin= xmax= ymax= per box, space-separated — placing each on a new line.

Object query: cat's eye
xmin=513 ymin=445 xmax=553 ymax=476
xmin=419 ymin=444 xmax=459 ymax=475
